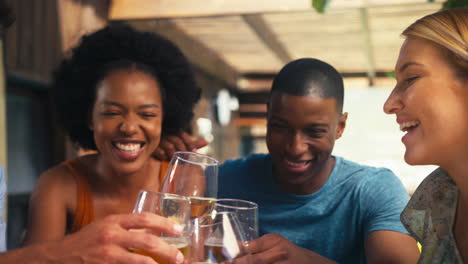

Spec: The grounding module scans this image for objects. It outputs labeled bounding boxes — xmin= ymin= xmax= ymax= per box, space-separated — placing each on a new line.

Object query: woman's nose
xmin=383 ymin=89 xmax=402 ymax=115
xmin=119 ymin=117 xmax=138 ymax=135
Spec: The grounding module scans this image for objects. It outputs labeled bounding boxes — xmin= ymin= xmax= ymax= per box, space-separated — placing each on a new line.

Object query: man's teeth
xmin=399 ymin=121 xmax=420 ymax=131
xmin=286 ymin=160 xmax=309 ymax=167
xmin=115 ymin=143 xmax=141 ymax=152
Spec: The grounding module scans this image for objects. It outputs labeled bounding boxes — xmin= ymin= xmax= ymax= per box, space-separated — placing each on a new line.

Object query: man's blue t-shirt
xmin=218 ymin=154 xmax=409 ymax=263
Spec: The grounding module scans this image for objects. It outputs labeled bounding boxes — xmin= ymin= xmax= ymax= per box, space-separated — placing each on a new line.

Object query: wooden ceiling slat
xmin=242 ymin=14 xmax=292 ymax=64
xmin=172 ymin=16 xmax=282 ymax=73
xmin=127 ymin=19 xmax=240 ymax=88
xmin=369 ymin=3 xmax=441 ymax=71
xmin=113 ymin=1 xmax=444 ymax=90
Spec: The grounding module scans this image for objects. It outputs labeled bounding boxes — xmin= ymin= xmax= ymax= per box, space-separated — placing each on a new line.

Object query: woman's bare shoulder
xmin=30 ymin=164 xmax=74 ymax=209
xmin=40 ymin=154 xmax=98 ymax=186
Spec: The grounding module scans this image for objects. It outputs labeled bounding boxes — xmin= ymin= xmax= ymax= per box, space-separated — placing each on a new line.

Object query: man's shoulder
xmin=336 ymin=156 xmax=396 ymax=180
xmin=221 ymin=153 xmax=270 ymax=170
xmin=219 ymin=153 xmax=271 ymax=186
xmin=333 ymin=157 xmax=404 ymax=193
xmin=218 ymin=154 xmax=271 ymax=198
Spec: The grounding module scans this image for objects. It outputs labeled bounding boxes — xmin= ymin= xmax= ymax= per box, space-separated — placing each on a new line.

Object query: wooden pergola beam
xmin=126 ymin=19 xmax=239 ymax=88
xmin=242 ymin=14 xmax=293 ymax=65
xmin=329 ymin=0 xmax=443 ymax=9
xmin=109 ymin=0 xmax=310 ymax=20
xmin=109 ymin=0 xmax=443 ymax=20
xmin=237 ymin=77 xmax=273 ymax=92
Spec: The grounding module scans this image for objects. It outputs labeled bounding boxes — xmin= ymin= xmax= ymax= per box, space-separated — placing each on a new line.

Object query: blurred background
xmin=0 ymin=0 xmax=451 ymax=249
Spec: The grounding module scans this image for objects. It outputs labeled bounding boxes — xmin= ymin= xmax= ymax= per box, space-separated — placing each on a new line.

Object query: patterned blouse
xmin=401 ymin=168 xmax=463 ymax=263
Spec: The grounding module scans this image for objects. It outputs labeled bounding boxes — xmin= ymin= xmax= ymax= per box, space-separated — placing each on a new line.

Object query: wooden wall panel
xmin=4 ymin=0 xmax=108 ymax=84
xmin=5 ymin=0 xmax=62 ymax=83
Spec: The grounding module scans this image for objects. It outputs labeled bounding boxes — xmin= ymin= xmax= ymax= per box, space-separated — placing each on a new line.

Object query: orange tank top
xmin=64 ymin=159 xmax=170 ymax=233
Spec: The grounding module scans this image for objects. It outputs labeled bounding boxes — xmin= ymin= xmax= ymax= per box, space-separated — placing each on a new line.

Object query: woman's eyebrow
xmin=397 ymin=61 xmax=423 ymax=73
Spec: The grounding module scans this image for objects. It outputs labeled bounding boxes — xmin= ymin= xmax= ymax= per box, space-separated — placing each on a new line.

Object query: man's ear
xmin=335 ymin=112 xmax=348 ymax=139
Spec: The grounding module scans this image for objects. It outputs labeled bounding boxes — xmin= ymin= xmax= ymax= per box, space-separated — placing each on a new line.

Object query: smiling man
xmin=215 ymin=58 xmax=420 ymax=263
xmin=156 ymin=58 xmax=420 ymax=263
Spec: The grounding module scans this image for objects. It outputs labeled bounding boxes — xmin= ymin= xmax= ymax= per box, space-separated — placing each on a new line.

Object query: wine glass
xmin=131 ymin=190 xmax=191 ymax=264
xmin=214 ymin=199 xmax=259 ymax=242
xmin=161 ymin=151 xmax=219 ymax=219
xmin=191 ymin=212 xmax=252 ymax=264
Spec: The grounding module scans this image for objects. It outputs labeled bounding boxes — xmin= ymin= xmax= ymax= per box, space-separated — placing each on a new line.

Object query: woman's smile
xmin=112 ymin=141 xmax=146 ymax=160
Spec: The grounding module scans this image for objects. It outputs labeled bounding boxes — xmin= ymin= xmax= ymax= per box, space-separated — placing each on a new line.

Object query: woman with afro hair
xmin=23 ymin=24 xmax=200 ymax=253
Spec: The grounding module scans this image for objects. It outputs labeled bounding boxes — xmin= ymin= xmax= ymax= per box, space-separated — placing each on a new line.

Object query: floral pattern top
xmin=401 ymin=168 xmax=463 ymax=263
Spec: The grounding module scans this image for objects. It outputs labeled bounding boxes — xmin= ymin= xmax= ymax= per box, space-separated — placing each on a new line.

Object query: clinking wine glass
xmin=131 ymin=190 xmax=191 ymax=264
xmin=214 ymin=199 xmax=259 ymax=242
xmin=161 ymin=151 xmax=219 ymax=219
xmin=191 ymin=212 xmax=252 ymax=264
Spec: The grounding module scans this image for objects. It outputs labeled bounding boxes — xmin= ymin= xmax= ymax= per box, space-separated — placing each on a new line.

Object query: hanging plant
xmin=312 ymin=0 xmax=331 ymax=13
xmin=440 ymin=0 xmax=468 ymax=9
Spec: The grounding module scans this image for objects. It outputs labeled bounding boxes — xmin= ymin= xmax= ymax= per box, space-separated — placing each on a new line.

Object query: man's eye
xmin=305 ymin=129 xmax=326 ymax=138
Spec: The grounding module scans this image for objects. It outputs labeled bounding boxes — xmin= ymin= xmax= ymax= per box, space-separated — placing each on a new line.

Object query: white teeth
xmin=115 ymin=142 xmax=141 ymax=153
xmin=286 ymin=160 xmax=309 ymax=168
xmin=399 ymin=121 xmax=420 ymax=131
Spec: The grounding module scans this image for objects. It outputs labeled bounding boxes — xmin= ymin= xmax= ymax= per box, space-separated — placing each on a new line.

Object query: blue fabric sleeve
xmin=360 ymin=168 xmax=410 ymax=236
xmin=0 ymin=166 xmax=6 ymax=252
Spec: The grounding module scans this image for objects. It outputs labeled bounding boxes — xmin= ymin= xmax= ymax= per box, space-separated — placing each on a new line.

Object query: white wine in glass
xmin=189 ymin=196 xmax=217 ymax=219
xmin=131 ymin=190 xmax=191 ymax=264
xmin=161 ymin=151 xmax=219 ymax=219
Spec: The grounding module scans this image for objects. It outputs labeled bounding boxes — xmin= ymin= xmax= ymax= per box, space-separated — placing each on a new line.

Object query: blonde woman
xmin=384 ymin=8 xmax=468 ymax=263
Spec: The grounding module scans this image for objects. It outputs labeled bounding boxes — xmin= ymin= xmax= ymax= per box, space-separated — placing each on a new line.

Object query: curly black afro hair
xmin=51 ymin=24 xmax=201 ymax=150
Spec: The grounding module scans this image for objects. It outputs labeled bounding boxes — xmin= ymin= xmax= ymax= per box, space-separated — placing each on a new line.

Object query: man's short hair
xmin=270 ymin=58 xmax=344 ymax=112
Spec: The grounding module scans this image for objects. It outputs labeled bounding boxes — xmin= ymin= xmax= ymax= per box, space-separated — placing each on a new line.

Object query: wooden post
xmin=0 ymin=33 xmax=6 ymax=172
xmin=57 ymin=0 xmax=109 ymax=54
xmin=0 ymin=0 xmax=14 ymax=223
xmin=360 ymin=7 xmax=376 ymax=87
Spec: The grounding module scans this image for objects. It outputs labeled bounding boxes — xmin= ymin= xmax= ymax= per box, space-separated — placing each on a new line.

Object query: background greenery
xmin=311 ymin=0 xmax=468 ymax=13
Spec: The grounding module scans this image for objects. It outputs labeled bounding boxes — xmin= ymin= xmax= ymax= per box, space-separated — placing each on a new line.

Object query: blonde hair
xmin=403 ymin=8 xmax=468 ymax=78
